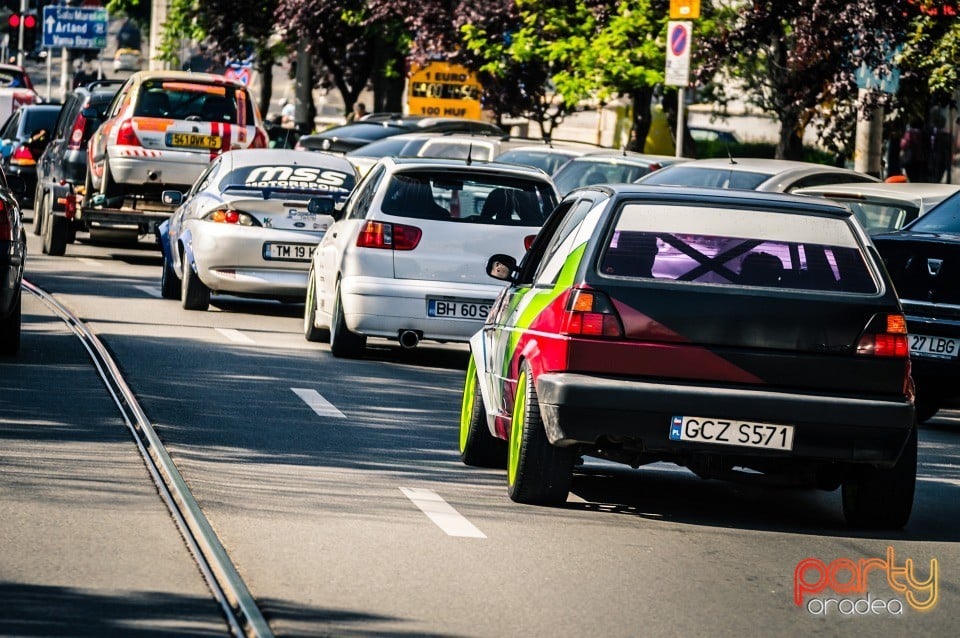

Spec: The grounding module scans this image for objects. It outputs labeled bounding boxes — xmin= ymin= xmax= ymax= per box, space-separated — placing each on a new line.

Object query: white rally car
xmin=87 ymin=70 xmax=268 ymax=202
xmin=159 ymin=149 xmax=358 ymax=310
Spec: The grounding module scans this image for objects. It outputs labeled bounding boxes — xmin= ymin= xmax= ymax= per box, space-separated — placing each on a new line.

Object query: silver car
xmin=159 ymin=149 xmax=358 ymax=310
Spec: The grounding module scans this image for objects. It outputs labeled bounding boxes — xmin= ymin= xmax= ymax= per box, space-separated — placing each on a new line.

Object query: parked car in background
xmin=794 ymin=182 xmax=960 ymax=235
xmin=296 ymin=116 xmax=505 ymax=154
xmin=0 ymin=171 xmax=27 ymax=355
xmin=688 ymin=126 xmax=741 ymax=145
xmin=552 ymin=151 xmax=684 ymax=195
xmin=33 ymin=79 xmax=124 ymax=255
xmin=345 ymin=133 xmax=523 ymax=176
xmin=113 ymin=48 xmax=143 ymax=73
xmin=462 ymin=185 xmax=916 ymax=529
xmin=0 ymin=63 xmax=39 ymax=128
xmin=494 ymin=144 xmax=591 ymax=176
xmin=873 ymin=190 xmax=960 ymax=422
xmin=160 ymin=149 xmax=358 ymax=310
xmin=636 ymin=157 xmax=879 ymax=192
xmin=0 ymin=104 xmax=60 ymax=209
xmin=303 ymin=157 xmax=559 ymax=357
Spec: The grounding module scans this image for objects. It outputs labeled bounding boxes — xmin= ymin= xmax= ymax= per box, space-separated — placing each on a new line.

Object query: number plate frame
xmin=668 ymin=415 xmax=795 ymax=451
xmin=426 ymin=297 xmax=493 ymax=321
xmin=262 ymin=242 xmax=315 ymax=262
xmin=909 ymin=334 xmax=959 ymax=359
xmin=167 ymin=133 xmax=222 ymax=149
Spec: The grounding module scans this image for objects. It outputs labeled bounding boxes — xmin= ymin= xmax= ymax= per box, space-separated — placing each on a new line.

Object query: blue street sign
xmin=42 ymin=6 xmax=109 ymax=49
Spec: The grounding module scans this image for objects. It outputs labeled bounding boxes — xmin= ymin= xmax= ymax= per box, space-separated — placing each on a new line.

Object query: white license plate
xmin=669 ymin=415 xmax=794 ymax=451
xmin=909 ymin=334 xmax=959 ymax=359
xmin=263 ymin=243 xmax=314 ymax=262
xmin=427 ymin=297 xmax=493 ymax=320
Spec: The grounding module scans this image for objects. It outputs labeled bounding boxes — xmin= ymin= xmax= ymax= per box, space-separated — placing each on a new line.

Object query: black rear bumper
xmin=535 ymin=373 xmax=914 ymax=465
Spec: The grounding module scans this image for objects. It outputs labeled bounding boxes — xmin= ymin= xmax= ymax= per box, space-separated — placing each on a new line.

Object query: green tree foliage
xmin=697 ymin=1 xmax=912 ymax=160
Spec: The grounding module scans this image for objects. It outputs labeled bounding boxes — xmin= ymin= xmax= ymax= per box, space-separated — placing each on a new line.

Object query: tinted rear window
xmin=326 ymin=123 xmax=407 ymax=141
xmin=639 ymin=166 xmax=770 ymax=190
xmin=600 ymin=204 xmax=878 ymax=294
xmin=380 ymin=171 xmax=556 ymax=226
xmin=23 ymin=109 xmax=59 ymax=134
xmin=135 ymin=80 xmax=250 ymax=124
xmin=496 ymin=149 xmax=577 ymax=174
xmin=346 ymin=137 xmax=412 ymax=158
xmin=554 ymin=160 xmax=654 ymax=194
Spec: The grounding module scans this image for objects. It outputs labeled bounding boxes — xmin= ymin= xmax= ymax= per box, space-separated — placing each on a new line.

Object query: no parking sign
xmin=665 ymin=21 xmax=692 ymax=86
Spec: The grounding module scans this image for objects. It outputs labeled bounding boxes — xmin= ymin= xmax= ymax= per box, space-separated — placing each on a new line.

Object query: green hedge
xmin=695 ymin=141 xmax=837 ymax=165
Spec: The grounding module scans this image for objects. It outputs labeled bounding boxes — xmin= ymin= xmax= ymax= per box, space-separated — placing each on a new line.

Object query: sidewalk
xmin=0 ymin=292 xmax=226 ymax=636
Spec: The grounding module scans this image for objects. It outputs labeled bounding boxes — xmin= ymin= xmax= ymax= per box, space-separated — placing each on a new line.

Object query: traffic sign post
xmin=665 ymin=21 xmax=693 ymax=158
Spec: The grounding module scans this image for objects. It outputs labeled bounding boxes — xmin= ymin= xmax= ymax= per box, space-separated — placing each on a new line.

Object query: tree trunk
xmin=257 ymin=57 xmax=273 ymax=117
xmin=627 ymin=87 xmax=654 ymax=152
xmin=776 ymin=111 xmax=805 ymax=161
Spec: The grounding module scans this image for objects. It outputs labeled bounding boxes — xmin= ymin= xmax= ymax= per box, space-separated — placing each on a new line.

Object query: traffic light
xmin=6 ymin=11 xmax=37 ymax=53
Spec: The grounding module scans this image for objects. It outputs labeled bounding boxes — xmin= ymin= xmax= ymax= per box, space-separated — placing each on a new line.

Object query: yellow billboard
xmin=408 ymin=62 xmax=482 ymax=120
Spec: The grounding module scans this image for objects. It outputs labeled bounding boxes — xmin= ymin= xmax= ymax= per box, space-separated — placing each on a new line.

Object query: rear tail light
xmin=0 ymin=201 xmax=11 ymax=241
xmin=856 ymin=313 xmax=909 ymax=358
xmin=116 ymin=119 xmax=141 ymax=146
xmin=356 ymin=220 xmax=421 ymax=250
xmin=560 ymin=288 xmax=623 ymax=338
xmin=203 ymin=209 xmax=259 ymax=226
xmin=67 ymin=110 xmax=87 ymax=150
xmin=10 ymin=145 xmax=34 ymax=166
xmin=524 ymin=234 xmax=537 ymax=250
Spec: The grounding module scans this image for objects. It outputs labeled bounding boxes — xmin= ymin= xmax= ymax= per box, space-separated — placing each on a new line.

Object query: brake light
xmin=67 ymin=109 xmax=87 ymax=150
xmin=356 ymin=220 xmax=421 ymax=250
xmin=10 ymin=145 xmax=34 ymax=166
xmin=204 ymin=209 xmax=259 ymax=226
xmin=524 ymin=234 xmax=537 ymax=250
xmin=116 ymin=120 xmax=141 ymax=146
xmin=250 ymin=127 xmax=268 ymax=149
xmin=560 ymin=288 xmax=623 ymax=338
xmin=856 ymin=313 xmax=909 ymax=358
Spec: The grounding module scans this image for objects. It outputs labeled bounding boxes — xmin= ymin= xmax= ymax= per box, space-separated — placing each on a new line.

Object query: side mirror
xmin=307 ymin=196 xmax=335 ymax=215
xmin=486 ymin=253 xmax=517 ymax=282
xmin=161 ymin=190 xmax=183 ymax=206
xmin=7 ymin=174 xmax=27 ymax=197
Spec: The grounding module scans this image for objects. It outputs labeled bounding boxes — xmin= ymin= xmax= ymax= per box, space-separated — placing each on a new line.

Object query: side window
xmin=190 ymin=158 xmax=221 ymax=196
xmin=1 ymin=111 xmax=20 ymax=139
xmin=53 ymin=96 xmax=78 ymax=139
xmin=345 ymin=164 xmax=385 ymax=220
xmin=108 ymin=82 xmax=132 ymax=118
xmin=515 ymin=198 xmax=579 ymax=285
xmin=533 ymin=196 xmax=600 ymax=285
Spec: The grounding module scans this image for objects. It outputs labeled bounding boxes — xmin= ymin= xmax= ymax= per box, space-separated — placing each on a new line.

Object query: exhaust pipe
xmin=398 ymin=330 xmax=421 ymax=349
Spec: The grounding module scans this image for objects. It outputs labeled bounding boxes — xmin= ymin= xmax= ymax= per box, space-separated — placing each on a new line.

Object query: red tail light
xmin=560 ymin=288 xmax=623 ymax=338
xmin=524 ymin=234 xmax=537 ymax=250
xmin=856 ymin=313 xmax=909 ymax=358
xmin=67 ymin=110 xmax=87 ymax=150
xmin=0 ymin=201 xmax=11 ymax=241
xmin=10 ymin=145 xmax=34 ymax=166
xmin=356 ymin=220 xmax=421 ymax=251
xmin=648 ymin=162 xmax=662 ymax=171
xmin=116 ymin=120 xmax=141 ymax=146
xmin=250 ymin=127 xmax=268 ymax=149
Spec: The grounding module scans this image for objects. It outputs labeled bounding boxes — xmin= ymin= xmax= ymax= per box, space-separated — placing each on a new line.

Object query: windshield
xmin=554 ymin=160 xmax=655 ymax=194
xmin=219 ymin=164 xmax=356 ymax=195
xmin=380 ymin=171 xmax=556 ymax=226
xmin=23 ymin=109 xmax=59 ymax=135
xmin=907 ymin=190 xmax=960 ymax=233
xmin=496 ymin=149 xmax=578 ymax=175
xmin=639 ymin=165 xmax=770 ymax=190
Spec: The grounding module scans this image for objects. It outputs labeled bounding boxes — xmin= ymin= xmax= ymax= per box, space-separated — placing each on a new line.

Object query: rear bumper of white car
xmin=109 ymin=148 xmax=215 ymax=189
xmin=339 ymin=275 xmax=505 ymax=342
xmin=192 ymin=222 xmax=321 ymax=297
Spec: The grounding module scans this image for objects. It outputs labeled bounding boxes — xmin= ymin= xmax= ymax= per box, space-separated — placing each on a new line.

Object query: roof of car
xmin=128 ymin=70 xmax=248 ymax=88
xmin=571 ymin=150 xmax=687 ymax=165
xmin=383 ymin=156 xmax=553 ymax=178
xmin=663 ymin=157 xmax=862 ymax=175
xmin=792 ymin=182 xmax=960 ymax=204
xmin=575 ymin=183 xmax=858 ymax=218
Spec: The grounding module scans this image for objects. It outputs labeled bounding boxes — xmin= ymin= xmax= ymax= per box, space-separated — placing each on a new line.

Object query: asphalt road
xmin=5 ymin=223 xmax=960 ymax=636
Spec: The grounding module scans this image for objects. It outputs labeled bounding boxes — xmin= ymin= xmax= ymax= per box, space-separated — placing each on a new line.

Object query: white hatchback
xmin=304 ymin=157 xmax=560 ymax=357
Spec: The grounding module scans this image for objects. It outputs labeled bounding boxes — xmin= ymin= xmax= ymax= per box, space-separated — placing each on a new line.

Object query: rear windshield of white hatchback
xmin=600 ymin=204 xmax=878 ymax=294
xmin=380 ymin=172 xmax=557 ymax=226
xmin=135 ymin=80 xmax=252 ymax=124
xmin=639 ymin=166 xmax=770 ymax=190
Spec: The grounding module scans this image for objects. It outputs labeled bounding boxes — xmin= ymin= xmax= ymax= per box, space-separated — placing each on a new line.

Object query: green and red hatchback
xmin=460 ymin=185 xmax=918 ymax=529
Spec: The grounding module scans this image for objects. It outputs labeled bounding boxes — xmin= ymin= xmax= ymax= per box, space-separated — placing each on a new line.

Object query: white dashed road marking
xmin=400 ymin=487 xmax=486 ymax=538
xmin=135 ymin=285 xmax=162 ymax=298
xmin=291 ymin=388 xmax=346 ymax=419
xmin=216 ymin=328 xmax=256 ymax=344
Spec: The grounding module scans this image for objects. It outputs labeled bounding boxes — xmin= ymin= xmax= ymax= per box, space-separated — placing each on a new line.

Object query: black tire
xmin=329 ymin=281 xmax=365 ymax=358
xmin=0 ymin=291 xmax=21 ymax=356
xmin=303 ymin=268 xmax=329 ymax=342
xmin=181 ymin=259 xmax=210 ymax=311
xmin=842 ymin=425 xmax=917 ymax=529
xmin=507 ymin=362 xmax=575 ymax=505
xmin=32 ymin=189 xmax=43 ymax=236
xmin=459 ymin=356 xmax=507 ymax=468
xmin=42 ymin=208 xmax=68 ymax=257
xmin=160 ymin=251 xmax=180 ymax=299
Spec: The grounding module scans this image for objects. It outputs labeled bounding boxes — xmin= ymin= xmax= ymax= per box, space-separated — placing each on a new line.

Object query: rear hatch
xmin=578 ymin=201 xmax=907 ymax=396
xmin=381 ymin=169 xmax=557 ymax=285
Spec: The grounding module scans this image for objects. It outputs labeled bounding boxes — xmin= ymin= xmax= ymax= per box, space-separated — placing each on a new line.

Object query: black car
xmin=0 ymin=104 xmax=61 ymax=209
xmin=873 ymin=191 xmax=960 ymax=422
xmin=0 ymin=170 xmax=27 ymax=355
xmin=33 ymin=79 xmax=124 ymax=255
xmin=297 ymin=115 xmax=505 ymax=154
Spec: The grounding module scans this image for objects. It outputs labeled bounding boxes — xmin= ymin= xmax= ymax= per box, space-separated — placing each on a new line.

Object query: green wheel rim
xmin=508 ymin=370 xmax=527 ymax=487
xmin=459 ymin=358 xmax=477 ymax=453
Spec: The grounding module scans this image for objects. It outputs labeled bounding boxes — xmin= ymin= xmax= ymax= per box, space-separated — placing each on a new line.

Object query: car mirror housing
xmin=161 ymin=190 xmax=183 ymax=206
xmin=486 ymin=253 xmax=517 ymax=282
xmin=307 ymin=196 xmax=335 ymax=215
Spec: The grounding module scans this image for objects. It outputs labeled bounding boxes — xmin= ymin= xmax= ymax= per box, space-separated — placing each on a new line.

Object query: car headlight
xmin=203 ymin=209 xmax=261 ymax=226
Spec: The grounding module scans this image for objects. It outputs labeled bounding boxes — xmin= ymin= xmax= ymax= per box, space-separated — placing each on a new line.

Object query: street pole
xmin=295 ymin=39 xmax=312 ymax=134
xmin=854 ymin=88 xmax=884 ymax=178
xmin=676 ymin=87 xmax=685 ymax=158
xmin=16 ymin=0 xmax=26 ymax=67
xmin=45 ymin=46 xmax=51 ymax=101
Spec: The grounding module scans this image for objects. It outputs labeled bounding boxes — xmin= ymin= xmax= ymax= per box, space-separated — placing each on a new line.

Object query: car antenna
xmin=466 ymin=144 xmax=473 ymax=166
xmin=726 ymin=144 xmax=737 ymax=165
